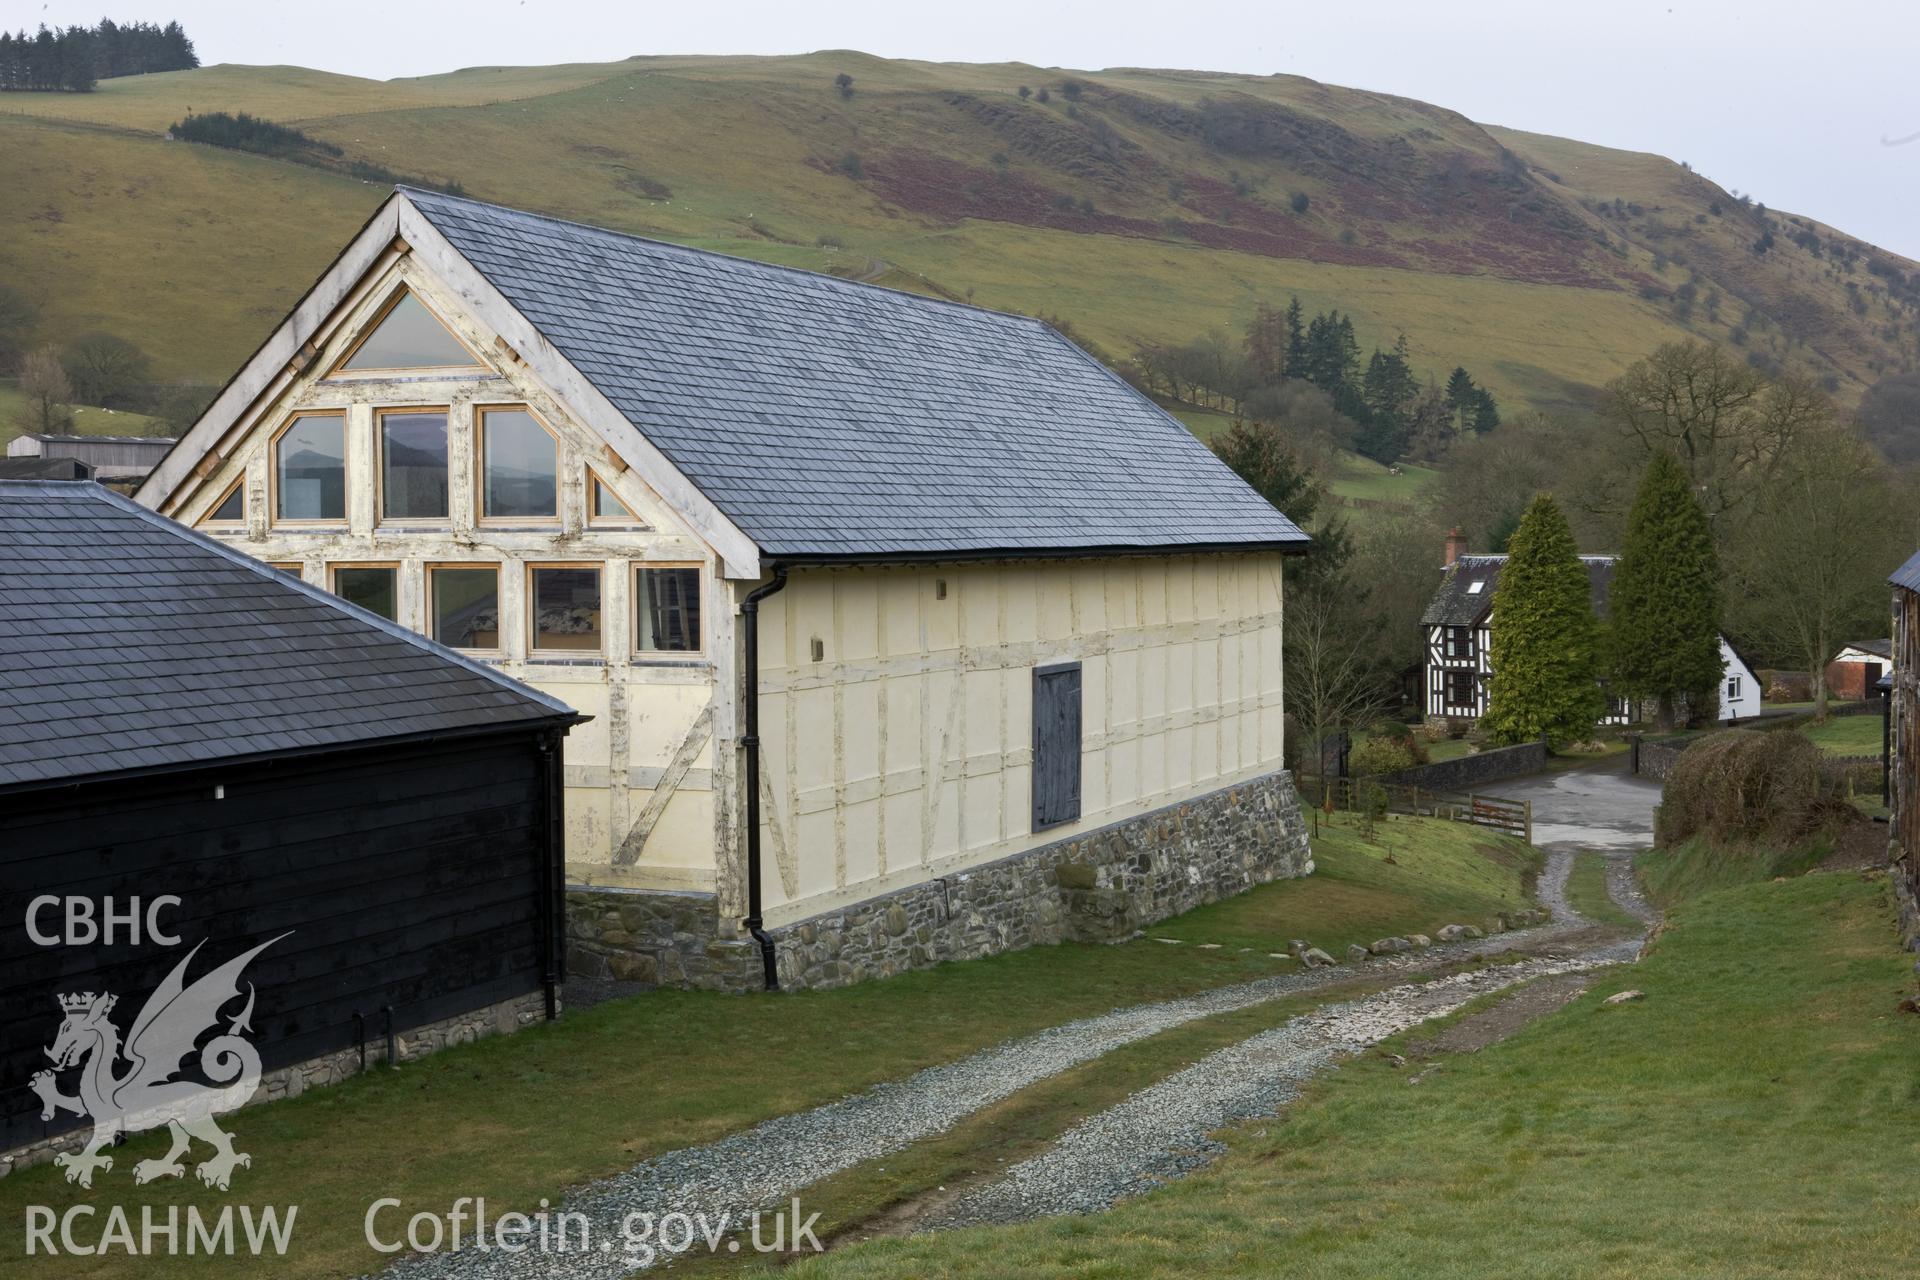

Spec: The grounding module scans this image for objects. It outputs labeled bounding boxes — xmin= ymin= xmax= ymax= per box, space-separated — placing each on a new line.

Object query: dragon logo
xmin=30 ymin=935 xmax=285 ymax=1190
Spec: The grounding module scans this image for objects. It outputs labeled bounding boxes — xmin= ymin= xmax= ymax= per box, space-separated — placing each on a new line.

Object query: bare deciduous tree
xmin=15 ymin=344 xmax=73 ymax=433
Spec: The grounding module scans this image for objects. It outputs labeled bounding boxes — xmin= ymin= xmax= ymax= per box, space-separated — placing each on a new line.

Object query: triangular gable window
xmin=202 ymin=480 xmax=244 ymax=525
xmin=337 ymin=289 xmax=478 ymax=372
xmin=589 ymin=471 xmax=644 ymax=525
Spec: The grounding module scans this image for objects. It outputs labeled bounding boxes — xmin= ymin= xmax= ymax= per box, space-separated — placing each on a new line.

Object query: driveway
xmin=1492 ymin=754 xmax=1661 ymax=851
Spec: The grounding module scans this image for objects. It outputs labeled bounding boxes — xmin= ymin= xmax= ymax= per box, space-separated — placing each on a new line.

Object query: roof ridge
xmin=397 ymin=185 xmax=1059 ymax=331
xmin=0 ymin=480 xmax=576 ymax=720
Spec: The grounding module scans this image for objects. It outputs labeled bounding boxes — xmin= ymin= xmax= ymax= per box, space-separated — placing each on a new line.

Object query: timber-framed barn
xmin=138 ymin=188 xmax=1313 ymax=990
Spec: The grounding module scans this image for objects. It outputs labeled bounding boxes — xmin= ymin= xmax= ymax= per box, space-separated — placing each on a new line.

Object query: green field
xmin=1 ymin=50 xmax=1903 ymax=422
xmin=1802 ymin=713 xmax=1885 ymax=758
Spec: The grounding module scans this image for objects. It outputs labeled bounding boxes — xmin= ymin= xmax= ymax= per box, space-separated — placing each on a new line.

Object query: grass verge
xmin=796 ymin=872 xmax=1920 ymax=1279
xmin=1152 ymin=811 xmax=1541 ymax=952
xmin=1637 ymin=835 xmax=1832 ymax=911
xmin=1565 ymin=851 xmax=1639 ymax=927
xmin=0 ymin=813 xmax=1537 ymax=1279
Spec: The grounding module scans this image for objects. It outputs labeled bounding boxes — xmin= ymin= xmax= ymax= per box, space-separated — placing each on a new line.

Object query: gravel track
xmin=927 ymin=953 xmax=1614 ymax=1227
xmin=927 ymin=844 xmax=1651 ymax=1229
xmin=382 ymin=919 xmax=1568 ymax=1279
xmin=383 ymin=847 xmax=1636 ymax=1278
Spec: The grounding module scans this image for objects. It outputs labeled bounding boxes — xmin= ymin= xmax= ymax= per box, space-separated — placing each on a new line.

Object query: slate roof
xmin=0 ymin=481 xmax=580 ymax=793
xmin=0 ymin=457 xmax=93 ymax=480
xmin=402 ymin=188 xmax=1309 ymax=560
xmin=1892 ymin=549 xmax=1920 ymax=595
xmin=1421 ymin=554 xmax=1618 ymax=627
xmin=1838 ymin=638 xmax=1893 ymax=660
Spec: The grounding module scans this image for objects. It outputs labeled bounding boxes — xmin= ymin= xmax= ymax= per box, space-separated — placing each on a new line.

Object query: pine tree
xmin=1481 ymin=495 xmax=1606 ymax=748
xmin=1444 ymin=366 xmax=1477 ymax=433
xmin=1607 ymin=451 xmax=1722 ymax=727
xmin=1283 ymin=297 xmax=1306 ymax=378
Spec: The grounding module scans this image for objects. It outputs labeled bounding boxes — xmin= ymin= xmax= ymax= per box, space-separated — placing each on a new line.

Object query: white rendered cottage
xmin=137 ymin=188 xmax=1313 ymax=991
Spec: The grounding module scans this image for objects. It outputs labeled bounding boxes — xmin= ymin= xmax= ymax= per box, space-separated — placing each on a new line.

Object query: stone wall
xmin=564 ymin=886 xmax=761 ymax=991
xmin=1 ymin=990 xmax=549 ymax=1177
xmin=567 ymin=769 xmax=1313 ymax=993
xmin=1378 ymin=741 xmax=1547 ymax=793
xmin=1630 ymin=734 xmax=1693 ymax=781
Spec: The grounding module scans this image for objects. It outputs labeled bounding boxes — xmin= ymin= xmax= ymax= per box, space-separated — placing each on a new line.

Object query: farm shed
xmin=136 ymin=187 xmax=1313 ymax=992
xmin=0 ymin=480 xmax=583 ymax=1170
xmin=1826 ymin=639 xmax=1892 ymax=702
xmin=6 ymin=432 xmax=174 ymax=481
xmin=1890 ymin=552 xmax=1920 ymax=945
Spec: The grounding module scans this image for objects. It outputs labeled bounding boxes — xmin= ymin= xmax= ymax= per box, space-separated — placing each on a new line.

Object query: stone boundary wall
xmin=1630 ymin=734 xmax=1693 ymax=781
xmin=1 ymin=990 xmax=549 ymax=1177
xmin=1378 ymin=741 xmax=1547 ymax=793
xmin=569 ymin=769 xmax=1314 ymax=993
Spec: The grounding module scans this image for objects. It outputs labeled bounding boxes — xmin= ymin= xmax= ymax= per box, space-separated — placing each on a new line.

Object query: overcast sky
xmin=37 ymin=0 xmax=1920 ymax=258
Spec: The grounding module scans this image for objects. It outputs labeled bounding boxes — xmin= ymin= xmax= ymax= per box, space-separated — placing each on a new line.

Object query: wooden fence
xmin=1300 ymin=775 xmax=1532 ymax=843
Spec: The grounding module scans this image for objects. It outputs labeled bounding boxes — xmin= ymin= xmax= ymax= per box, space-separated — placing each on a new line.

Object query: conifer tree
xmin=1482 ymin=494 xmax=1605 ymax=748
xmin=1607 ymin=451 xmax=1722 ymax=727
xmin=1283 ymin=297 xmax=1306 ymax=377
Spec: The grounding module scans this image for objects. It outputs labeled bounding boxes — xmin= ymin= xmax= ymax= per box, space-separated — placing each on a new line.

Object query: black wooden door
xmin=1033 ymin=662 xmax=1083 ymax=830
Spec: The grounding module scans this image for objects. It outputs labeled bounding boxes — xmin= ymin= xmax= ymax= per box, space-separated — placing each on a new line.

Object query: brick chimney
xmin=1443 ymin=526 xmax=1467 ymax=569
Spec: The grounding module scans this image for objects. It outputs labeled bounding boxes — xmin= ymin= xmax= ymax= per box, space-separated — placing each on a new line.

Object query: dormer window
xmin=336 ymin=288 xmax=480 ymax=373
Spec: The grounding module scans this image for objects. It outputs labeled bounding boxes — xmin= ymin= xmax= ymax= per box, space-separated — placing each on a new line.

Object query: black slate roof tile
xmin=402 ymin=188 xmax=1308 ymax=560
xmin=1421 ymin=554 xmax=1620 ymax=627
xmin=0 ymin=481 xmax=577 ymax=792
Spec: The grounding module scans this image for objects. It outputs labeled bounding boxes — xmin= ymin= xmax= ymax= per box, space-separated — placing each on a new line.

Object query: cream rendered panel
xmin=753 ymin=555 xmax=1288 ymax=927
xmin=168 ymin=254 xmax=726 ymax=892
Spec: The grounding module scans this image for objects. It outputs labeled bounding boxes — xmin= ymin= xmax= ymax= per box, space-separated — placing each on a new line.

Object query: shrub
xmin=1350 ymin=735 xmax=1419 ymax=777
xmin=1369 ymin=720 xmax=1431 ymax=765
xmin=1290 ymin=191 xmax=1310 ymax=214
xmin=170 ymin=111 xmax=341 ymax=161
xmin=837 ymin=151 xmax=864 ymax=180
xmin=1017 ymin=85 xmax=1031 ymax=100
xmin=1655 ymin=729 xmax=1840 ymax=847
xmin=834 ymin=72 xmax=854 ymax=100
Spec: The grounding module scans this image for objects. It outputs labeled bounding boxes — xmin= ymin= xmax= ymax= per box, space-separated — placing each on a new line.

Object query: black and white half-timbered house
xmin=1421 ymin=531 xmax=1760 ymax=728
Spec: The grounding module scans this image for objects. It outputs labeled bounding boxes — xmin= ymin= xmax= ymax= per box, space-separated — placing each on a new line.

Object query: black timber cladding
xmin=0 ymin=480 xmax=577 ymax=792
xmin=401 ymin=187 xmax=1310 ymax=560
xmin=1 ymin=731 xmax=561 ymax=1153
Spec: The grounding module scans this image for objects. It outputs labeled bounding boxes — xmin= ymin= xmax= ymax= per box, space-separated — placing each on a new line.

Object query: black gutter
xmin=740 ymin=564 xmax=790 ymax=991
xmin=537 ymin=727 xmax=567 ymax=1020
xmin=763 ymin=539 xmax=1312 ymax=569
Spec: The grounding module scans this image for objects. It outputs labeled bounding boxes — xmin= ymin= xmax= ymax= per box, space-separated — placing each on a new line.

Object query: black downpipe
xmin=538 ymin=728 xmax=565 ymax=1019
xmin=741 ymin=565 xmax=790 ymax=990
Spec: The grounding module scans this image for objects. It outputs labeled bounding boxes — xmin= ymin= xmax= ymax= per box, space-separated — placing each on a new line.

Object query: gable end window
xmin=203 ymin=480 xmax=244 ymax=525
xmin=337 ymin=289 xmax=480 ymax=373
xmin=634 ymin=566 xmax=702 ymax=654
xmin=478 ymin=407 xmax=559 ymax=522
xmin=1032 ymin=662 xmax=1083 ymax=831
xmin=330 ymin=564 xmax=399 ymax=621
xmin=379 ymin=408 xmax=450 ymax=521
xmin=272 ymin=412 xmax=346 ymax=524
xmin=529 ymin=564 xmax=603 ymax=655
xmin=590 ymin=472 xmax=645 ymax=526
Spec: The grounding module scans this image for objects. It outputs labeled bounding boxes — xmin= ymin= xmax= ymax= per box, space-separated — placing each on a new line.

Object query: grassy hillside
xmin=3 ymin=52 xmax=1915 ymax=424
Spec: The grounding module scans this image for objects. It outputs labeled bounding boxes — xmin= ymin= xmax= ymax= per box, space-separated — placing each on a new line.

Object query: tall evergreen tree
xmin=1283 ymin=296 xmax=1306 ymax=377
xmin=1481 ymin=494 xmax=1606 ymax=748
xmin=1444 ymin=366 xmax=1478 ymax=433
xmin=1607 ymin=451 xmax=1722 ymax=727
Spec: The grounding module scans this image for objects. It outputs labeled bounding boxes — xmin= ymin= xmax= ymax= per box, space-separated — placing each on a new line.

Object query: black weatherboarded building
xmin=0 ymin=480 xmax=583 ymax=1166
